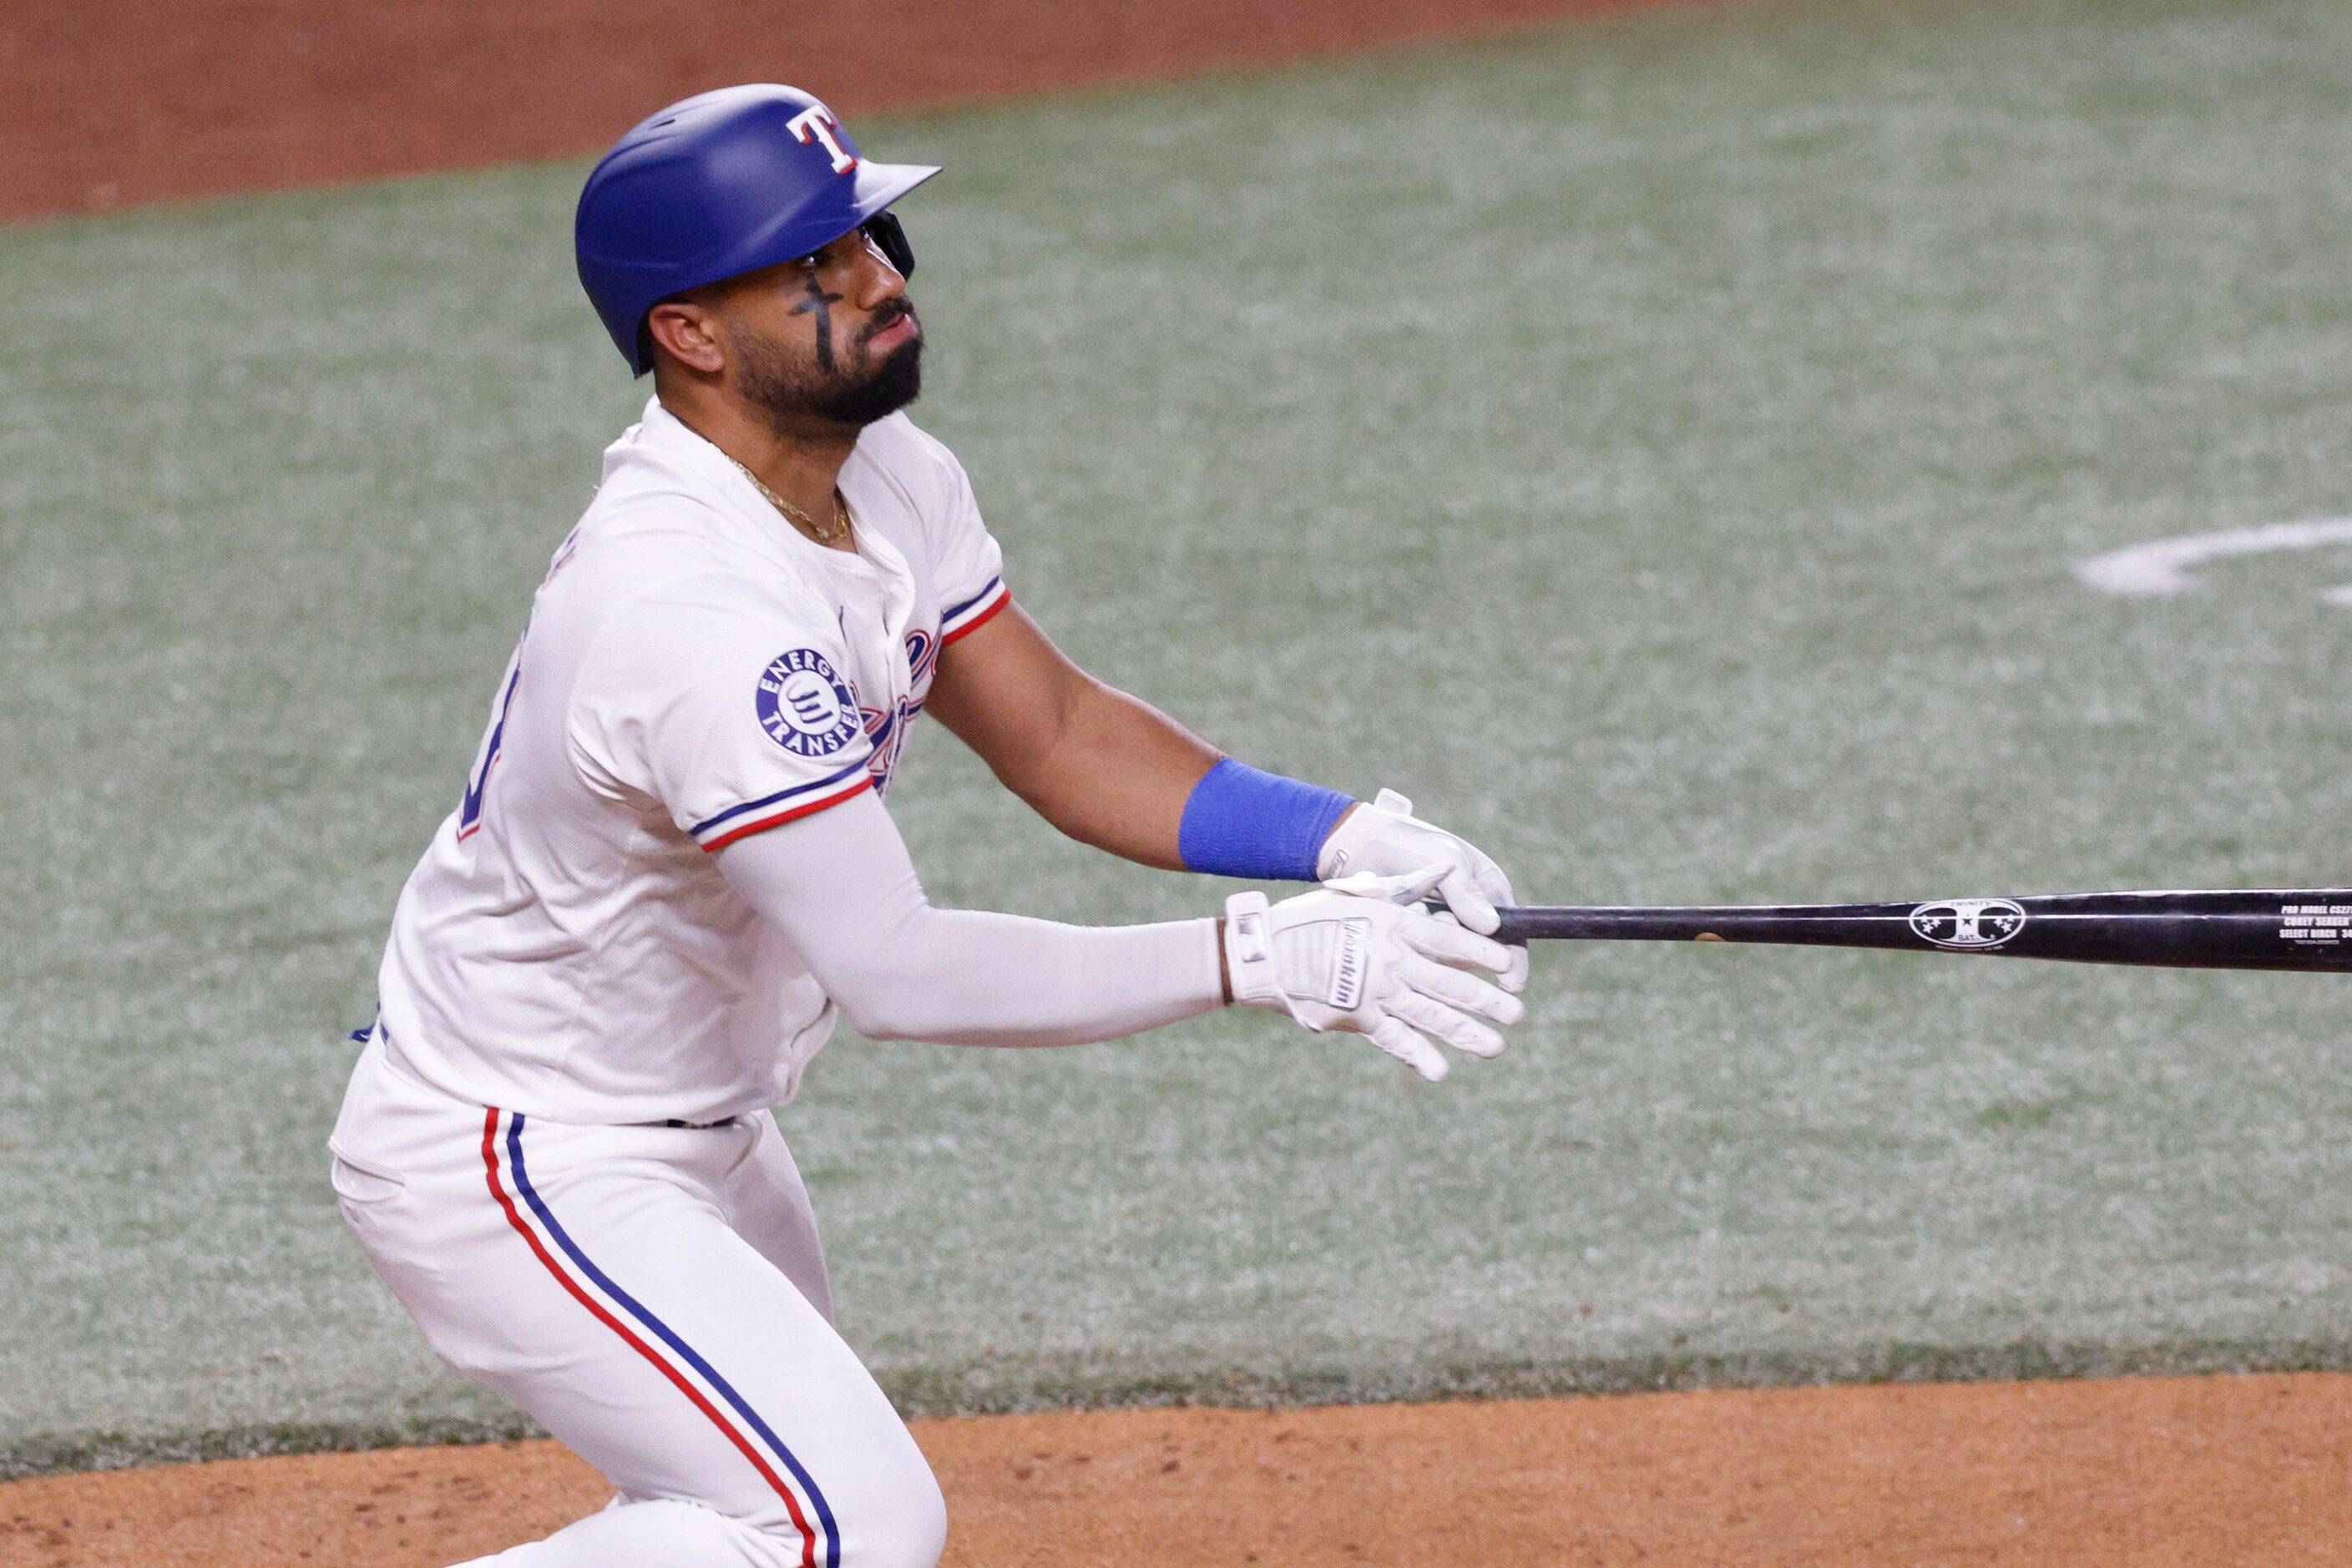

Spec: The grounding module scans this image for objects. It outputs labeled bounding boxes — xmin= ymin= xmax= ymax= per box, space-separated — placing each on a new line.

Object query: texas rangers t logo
xmin=756 ymin=649 xmax=863 ymax=757
xmin=787 ymin=106 xmax=858 ymax=173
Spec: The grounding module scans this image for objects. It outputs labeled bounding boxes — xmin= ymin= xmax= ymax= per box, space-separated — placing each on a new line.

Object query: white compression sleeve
xmin=714 ymin=789 xmax=1225 ymax=1047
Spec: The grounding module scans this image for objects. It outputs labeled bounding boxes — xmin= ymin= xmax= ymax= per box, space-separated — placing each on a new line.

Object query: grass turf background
xmin=4 ymin=0 xmax=2352 ymax=1473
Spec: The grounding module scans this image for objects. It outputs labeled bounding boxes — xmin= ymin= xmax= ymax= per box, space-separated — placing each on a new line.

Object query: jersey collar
xmin=619 ymin=397 xmax=850 ymax=564
xmin=620 ymin=398 xmax=918 ymax=609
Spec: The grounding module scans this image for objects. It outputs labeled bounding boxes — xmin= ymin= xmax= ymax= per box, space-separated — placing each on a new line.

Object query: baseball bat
xmin=1490 ymin=889 xmax=2352 ymax=972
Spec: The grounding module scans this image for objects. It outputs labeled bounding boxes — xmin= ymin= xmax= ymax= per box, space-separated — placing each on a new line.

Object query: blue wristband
xmin=1177 ymin=759 xmax=1354 ymax=882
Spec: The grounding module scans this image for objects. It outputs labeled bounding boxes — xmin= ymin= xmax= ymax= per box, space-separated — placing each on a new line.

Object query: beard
xmin=729 ymin=300 xmax=923 ymax=432
xmin=813 ymin=334 xmax=922 ymax=426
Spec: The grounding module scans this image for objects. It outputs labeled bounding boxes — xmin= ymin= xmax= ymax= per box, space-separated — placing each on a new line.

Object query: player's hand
xmin=1315 ymin=788 xmax=1527 ymax=992
xmin=1222 ymin=868 xmax=1525 ymax=1082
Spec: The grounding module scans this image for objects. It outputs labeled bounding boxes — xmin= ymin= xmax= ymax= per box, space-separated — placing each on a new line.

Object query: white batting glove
xmin=1223 ymin=867 xmax=1525 ymax=1082
xmin=1315 ymin=788 xmax=1529 ymax=993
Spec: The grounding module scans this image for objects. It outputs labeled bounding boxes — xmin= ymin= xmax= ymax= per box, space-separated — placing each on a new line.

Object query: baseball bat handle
xmin=1490 ymin=888 xmax=2352 ymax=972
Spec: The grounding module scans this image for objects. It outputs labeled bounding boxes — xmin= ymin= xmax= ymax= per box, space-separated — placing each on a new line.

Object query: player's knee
xmin=838 ymin=1455 xmax=947 ymax=1568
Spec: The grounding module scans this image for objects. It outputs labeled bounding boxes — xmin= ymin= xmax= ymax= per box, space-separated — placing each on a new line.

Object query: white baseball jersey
xmin=374 ymin=398 xmax=1010 ymax=1125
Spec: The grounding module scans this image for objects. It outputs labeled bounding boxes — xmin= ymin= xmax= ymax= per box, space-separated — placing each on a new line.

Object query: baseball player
xmin=328 ymin=83 xmax=1532 ymax=1568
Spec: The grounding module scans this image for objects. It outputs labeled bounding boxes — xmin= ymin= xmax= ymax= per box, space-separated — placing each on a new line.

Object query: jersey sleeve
xmin=568 ymin=580 xmax=876 ymax=852
xmin=895 ymin=418 xmax=1009 ymax=645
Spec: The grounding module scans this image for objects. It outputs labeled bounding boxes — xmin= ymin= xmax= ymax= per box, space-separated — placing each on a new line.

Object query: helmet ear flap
xmin=863 ymin=213 xmax=916 ymax=281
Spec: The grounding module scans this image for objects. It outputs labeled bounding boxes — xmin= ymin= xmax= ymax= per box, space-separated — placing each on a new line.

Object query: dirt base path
xmin=0 ymin=0 xmax=1693 ymax=222
xmin=8 ymin=1374 xmax=2349 ymax=1565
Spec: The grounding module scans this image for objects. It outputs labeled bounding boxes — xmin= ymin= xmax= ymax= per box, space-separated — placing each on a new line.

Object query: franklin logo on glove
xmin=1328 ymin=921 xmax=1369 ymax=1010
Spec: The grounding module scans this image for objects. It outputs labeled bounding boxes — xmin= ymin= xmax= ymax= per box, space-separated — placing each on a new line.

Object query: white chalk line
xmin=2072 ymin=517 xmax=2352 ymax=601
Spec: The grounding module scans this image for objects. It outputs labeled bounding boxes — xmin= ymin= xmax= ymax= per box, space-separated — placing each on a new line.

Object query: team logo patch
xmin=756 ymin=649 xmax=863 ymax=758
xmin=1908 ymin=898 xmax=2027 ymax=950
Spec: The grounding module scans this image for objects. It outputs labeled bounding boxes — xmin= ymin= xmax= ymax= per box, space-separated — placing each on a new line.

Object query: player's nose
xmin=853 ymin=235 xmax=908 ymax=308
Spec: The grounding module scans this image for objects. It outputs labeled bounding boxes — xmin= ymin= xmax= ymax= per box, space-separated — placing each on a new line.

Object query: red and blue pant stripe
xmin=482 ymin=1108 xmax=842 ymax=1568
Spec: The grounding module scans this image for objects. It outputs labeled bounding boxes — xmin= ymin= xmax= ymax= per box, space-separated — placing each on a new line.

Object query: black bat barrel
xmin=1491 ymin=889 xmax=2352 ymax=973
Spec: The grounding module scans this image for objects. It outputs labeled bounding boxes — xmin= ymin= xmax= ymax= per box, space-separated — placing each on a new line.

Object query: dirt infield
xmin=6 ymin=1375 xmax=2347 ymax=1565
xmin=0 ymin=0 xmax=1697 ymax=222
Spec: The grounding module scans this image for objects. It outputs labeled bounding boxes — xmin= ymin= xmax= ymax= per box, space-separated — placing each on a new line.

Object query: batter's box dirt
xmin=5 ymin=1375 xmax=2348 ymax=1565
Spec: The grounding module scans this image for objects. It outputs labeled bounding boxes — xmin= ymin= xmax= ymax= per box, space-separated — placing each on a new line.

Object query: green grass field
xmin=5 ymin=0 xmax=2352 ymax=1474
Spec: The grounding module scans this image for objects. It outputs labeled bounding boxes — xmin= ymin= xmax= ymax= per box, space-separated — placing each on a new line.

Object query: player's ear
xmin=645 ymin=299 xmax=727 ymax=377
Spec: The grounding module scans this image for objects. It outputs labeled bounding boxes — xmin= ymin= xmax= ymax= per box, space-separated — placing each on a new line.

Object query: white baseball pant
xmin=330 ymin=1036 xmax=946 ymax=1568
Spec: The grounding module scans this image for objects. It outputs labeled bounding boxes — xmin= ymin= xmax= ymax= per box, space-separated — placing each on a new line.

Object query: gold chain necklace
xmin=728 ymin=455 xmax=852 ymax=544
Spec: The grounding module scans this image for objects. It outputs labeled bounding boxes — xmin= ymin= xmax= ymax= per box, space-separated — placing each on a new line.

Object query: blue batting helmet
xmin=575 ymin=84 xmax=939 ymax=375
